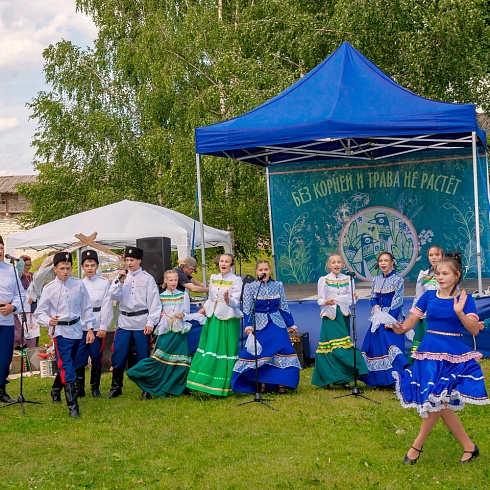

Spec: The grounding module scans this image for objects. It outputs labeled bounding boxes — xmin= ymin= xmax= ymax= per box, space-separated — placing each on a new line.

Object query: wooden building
xmin=0 ymin=175 xmax=37 ymax=242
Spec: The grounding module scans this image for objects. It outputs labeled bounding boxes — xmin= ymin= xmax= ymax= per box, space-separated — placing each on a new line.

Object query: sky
xmin=0 ymin=0 xmax=98 ymax=176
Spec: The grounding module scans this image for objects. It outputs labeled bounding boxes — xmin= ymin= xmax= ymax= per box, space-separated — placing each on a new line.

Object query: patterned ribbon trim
xmin=426 ymin=330 xmax=462 ymax=337
xmin=315 ymin=336 xmax=353 ymax=354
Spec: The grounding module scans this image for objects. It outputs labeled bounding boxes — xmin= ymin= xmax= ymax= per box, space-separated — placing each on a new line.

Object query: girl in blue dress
xmin=393 ymin=255 xmax=489 ymax=464
xmin=359 ymin=251 xmax=408 ymax=387
xmin=231 ymin=260 xmax=301 ymax=394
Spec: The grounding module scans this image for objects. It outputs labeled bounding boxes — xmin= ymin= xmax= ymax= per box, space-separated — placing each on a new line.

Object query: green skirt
xmin=126 ymin=331 xmax=190 ymax=397
xmin=186 ymin=315 xmax=240 ymax=396
xmin=312 ymin=308 xmax=368 ymax=387
xmin=409 ymin=318 xmax=427 ymax=362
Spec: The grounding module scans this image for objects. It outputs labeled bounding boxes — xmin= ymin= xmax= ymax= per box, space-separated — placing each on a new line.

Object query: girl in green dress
xmin=312 ymin=254 xmax=367 ymax=388
xmin=186 ymin=254 xmax=243 ymax=396
xmin=127 ymin=270 xmax=191 ymax=397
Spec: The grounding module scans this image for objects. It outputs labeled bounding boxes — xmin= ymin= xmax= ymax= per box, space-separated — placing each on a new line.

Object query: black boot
xmin=107 ymin=369 xmax=124 ymax=399
xmin=141 ymin=391 xmax=152 ymax=400
xmin=90 ymin=366 xmax=102 ymax=398
xmin=0 ymin=385 xmax=15 ymax=403
xmin=64 ymin=382 xmax=80 ymax=418
xmin=51 ymin=373 xmax=63 ymax=404
xmin=74 ymin=367 xmax=86 ymax=398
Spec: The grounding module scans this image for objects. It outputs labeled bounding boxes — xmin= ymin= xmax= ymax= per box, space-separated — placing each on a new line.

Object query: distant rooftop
xmin=0 ymin=175 xmax=37 ymax=193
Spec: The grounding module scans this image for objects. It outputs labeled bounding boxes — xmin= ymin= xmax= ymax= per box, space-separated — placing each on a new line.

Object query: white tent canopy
xmin=6 ymin=199 xmax=232 ymax=259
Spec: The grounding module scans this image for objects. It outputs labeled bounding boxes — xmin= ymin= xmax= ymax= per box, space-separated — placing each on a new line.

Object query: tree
xmin=331 ymin=0 xmax=490 ymax=109
xmin=20 ymin=0 xmax=338 ymax=260
xmin=19 ymin=0 xmax=490 ymax=260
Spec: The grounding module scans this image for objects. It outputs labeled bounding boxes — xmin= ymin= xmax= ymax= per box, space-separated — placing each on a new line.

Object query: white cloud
xmin=0 ymin=117 xmax=19 ymax=131
xmin=0 ymin=0 xmax=98 ymax=175
xmin=0 ymin=1 xmax=97 ymax=74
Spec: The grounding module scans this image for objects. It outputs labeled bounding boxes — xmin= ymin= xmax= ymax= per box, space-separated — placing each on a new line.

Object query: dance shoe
xmin=460 ymin=445 xmax=479 ymax=464
xmin=403 ymin=446 xmax=423 ymax=465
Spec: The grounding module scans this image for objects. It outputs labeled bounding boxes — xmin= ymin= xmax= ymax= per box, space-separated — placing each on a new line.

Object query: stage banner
xmin=269 ymin=150 xmax=489 ymax=284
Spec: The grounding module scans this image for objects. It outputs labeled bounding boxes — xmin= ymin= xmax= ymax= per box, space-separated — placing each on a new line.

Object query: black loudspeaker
xmin=136 ymin=236 xmax=172 ymax=285
xmin=289 ymin=332 xmax=310 ymax=368
xmin=240 ymin=274 xmax=257 ymax=300
xmin=240 ymin=274 xmax=256 ymax=285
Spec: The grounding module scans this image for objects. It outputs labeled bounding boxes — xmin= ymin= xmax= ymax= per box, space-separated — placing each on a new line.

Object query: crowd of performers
xmin=0 ymin=236 xmax=488 ymax=463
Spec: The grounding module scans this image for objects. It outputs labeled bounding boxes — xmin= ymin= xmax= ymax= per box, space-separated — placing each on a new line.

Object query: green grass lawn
xmin=1 ymin=361 xmax=490 ymax=489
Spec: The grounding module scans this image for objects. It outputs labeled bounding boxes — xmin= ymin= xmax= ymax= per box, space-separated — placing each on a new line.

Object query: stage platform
xmin=98 ymin=279 xmax=490 ymax=371
xmin=190 ymin=279 xmax=490 ymax=361
xmin=281 ymin=278 xmax=490 ymax=360
xmin=282 ymin=279 xmax=487 ymax=301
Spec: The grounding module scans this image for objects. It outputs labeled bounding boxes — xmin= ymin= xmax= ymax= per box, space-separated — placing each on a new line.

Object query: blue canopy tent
xmin=194 ymin=41 xmax=488 ymax=289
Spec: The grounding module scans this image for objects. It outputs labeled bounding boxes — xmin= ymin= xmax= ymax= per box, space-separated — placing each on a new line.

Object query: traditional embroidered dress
xmin=231 ymin=279 xmax=301 ymax=394
xmin=20 ymin=271 xmax=40 ymax=348
xmin=186 ymin=272 xmax=243 ymax=396
xmin=393 ymin=290 xmax=489 ymax=418
xmin=410 ymin=268 xmax=439 ymax=358
xmin=359 ymin=271 xmax=408 ymax=387
xmin=311 ymin=273 xmax=367 ymax=387
xmin=127 ymin=289 xmax=191 ymax=397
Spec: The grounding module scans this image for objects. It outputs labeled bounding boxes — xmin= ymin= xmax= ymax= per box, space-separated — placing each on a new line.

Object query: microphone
xmin=115 ymin=270 xmax=128 ymax=284
xmin=258 ymin=273 xmax=267 ymax=281
xmin=5 ymin=254 xmax=20 ymax=262
xmin=345 ymin=271 xmax=357 ymax=277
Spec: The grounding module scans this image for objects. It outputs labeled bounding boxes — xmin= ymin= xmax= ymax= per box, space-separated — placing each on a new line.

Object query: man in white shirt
xmin=73 ymin=250 xmax=113 ymax=398
xmin=34 ymin=252 xmax=95 ymax=418
xmin=0 ymin=236 xmax=25 ymax=403
xmin=108 ymin=246 xmax=161 ymax=399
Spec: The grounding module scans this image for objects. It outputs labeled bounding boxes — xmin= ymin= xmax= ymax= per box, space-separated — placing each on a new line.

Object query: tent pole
xmin=472 ymin=132 xmax=483 ymax=293
xmin=265 ymin=164 xmax=276 ymax=275
xmin=196 ymin=153 xmax=207 ymax=288
xmin=77 ymin=248 xmax=82 ymax=279
xmin=486 ymin=150 xmax=490 ymax=242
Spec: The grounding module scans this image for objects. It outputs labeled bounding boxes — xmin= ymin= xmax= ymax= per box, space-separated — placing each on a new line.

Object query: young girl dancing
xmin=359 ymin=251 xmax=408 ymax=387
xmin=127 ymin=270 xmax=191 ymax=397
xmin=393 ymin=255 xmax=489 ymax=464
xmin=311 ymin=254 xmax=367 ymax=389
xmin=410 ymin=245 xmax=444 ymax=358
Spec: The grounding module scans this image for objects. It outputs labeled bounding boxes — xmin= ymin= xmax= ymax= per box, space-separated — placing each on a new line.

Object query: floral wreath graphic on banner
xmin=340 ymin=206 xmax=419 ymax=282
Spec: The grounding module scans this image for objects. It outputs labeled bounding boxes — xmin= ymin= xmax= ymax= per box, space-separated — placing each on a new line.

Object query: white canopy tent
xmin=6 ymin=199 xmax=232 ymax=259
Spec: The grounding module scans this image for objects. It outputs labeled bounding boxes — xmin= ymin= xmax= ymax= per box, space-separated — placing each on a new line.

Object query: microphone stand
xmin=237 ymin=277 xmax=277 ymax=411
xmin=1 ymin=258 xmax=41 ymax=414
xmin=334 ymin=273 xmax=379 ymax=404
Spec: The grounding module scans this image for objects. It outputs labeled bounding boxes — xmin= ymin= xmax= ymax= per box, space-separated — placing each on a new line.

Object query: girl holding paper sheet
xmin=231 ymin=260 xmax=301 ymax=395
xmin=311 ymin=254 xmax=367 ymax=389
xmin=359 ymin=251 xmax=409 ymax=387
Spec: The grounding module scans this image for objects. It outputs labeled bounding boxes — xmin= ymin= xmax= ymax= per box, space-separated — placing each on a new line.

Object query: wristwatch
xmin=12 ymin=305 xmax=17 ymax=313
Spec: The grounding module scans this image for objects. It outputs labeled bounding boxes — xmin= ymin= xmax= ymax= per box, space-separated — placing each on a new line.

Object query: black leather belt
xmin=93 ymin=307 xmax=101 ymax=312
xmin=120 ymin=309 xmax=149 ymax=317
xmin=57 ymin=317 xmax=80 ymax=326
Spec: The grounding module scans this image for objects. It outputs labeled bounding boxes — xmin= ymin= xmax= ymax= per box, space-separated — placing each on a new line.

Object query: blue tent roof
xmin=195 ymin=42 xmax=486 ymax=166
